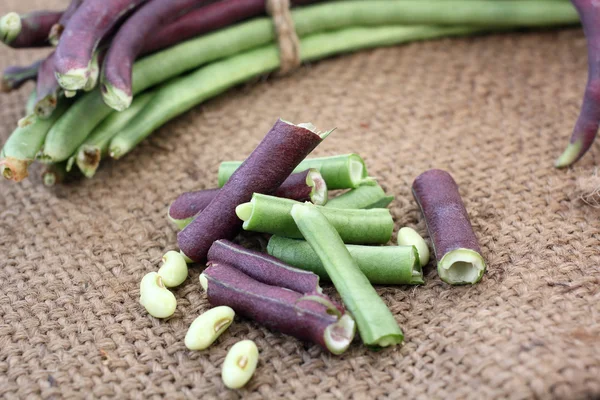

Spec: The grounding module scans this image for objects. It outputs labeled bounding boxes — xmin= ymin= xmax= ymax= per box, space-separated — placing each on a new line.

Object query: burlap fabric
xmin=1 ymin=1 xmax=600 ymax=399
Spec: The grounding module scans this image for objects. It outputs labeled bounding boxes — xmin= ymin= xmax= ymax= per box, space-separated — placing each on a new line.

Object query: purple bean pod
xmin=207 ymin=239 xmax=322 ymax=294
xmin=178 ymin=119 xmax=329 ymax=262
xmin=201 ymin=263 xmax=355 ymax=355
xmin=412 ymin=169 xmax=486 ymax=285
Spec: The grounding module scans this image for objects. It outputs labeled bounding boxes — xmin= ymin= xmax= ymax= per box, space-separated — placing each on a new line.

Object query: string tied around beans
xmin=266 ymin=0 xmax=301 ymax=75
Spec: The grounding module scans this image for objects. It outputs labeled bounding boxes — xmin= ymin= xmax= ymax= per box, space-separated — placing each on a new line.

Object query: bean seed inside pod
xmin=185 ymin=306 xmax=235 ymax=350
xmin=222 ymin=340 xmax=259 ymax=389
xmin=397 ymin=227 xmax=430 ymax=267
xmin=139 ymin=272 xmax=177 ymax=318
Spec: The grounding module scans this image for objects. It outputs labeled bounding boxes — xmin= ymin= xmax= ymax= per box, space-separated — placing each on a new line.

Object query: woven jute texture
xmin=2 ymin=1 xmax=600 ymax=399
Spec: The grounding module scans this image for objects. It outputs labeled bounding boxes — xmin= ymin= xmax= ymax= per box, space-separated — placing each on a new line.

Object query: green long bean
xmin=67 ymin=91 xmax=155 ymax=178
xmin=218 ymin=154 xmax=368 ymax=189
xmin=236 ymin=193 xmax=394 ymax=244
xmin=290 ymin=203 xmax=404 ymax=348
xmin=42 ymin=0 xmax=576 ymax=163
xmin=0 ymin=101 xmax=70 ymax=182
xmin=111 ymin=25 xmax=484 ymax=158
xmin=267 ymin=236 xmax=423 ymax=285
xmin=326 ymin=178 xmax=394 ymax=209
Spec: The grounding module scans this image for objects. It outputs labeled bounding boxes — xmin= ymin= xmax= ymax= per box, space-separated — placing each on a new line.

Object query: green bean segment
xmin=326 ymin=178 xmax=394 ymax=209
xmin=236 ymin=193 xmax=393 ymax=244
xmin=290 ymin=203 xmax=404 ymax=348
xmin=267 ymin=236 xmax=423 ymax=285
xmin=219 ymin=154 xmax=368 ymax=189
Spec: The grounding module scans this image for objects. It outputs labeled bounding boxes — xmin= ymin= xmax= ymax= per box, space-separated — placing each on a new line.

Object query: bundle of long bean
xmin=0 ymin=0 xmax=581 ymax=182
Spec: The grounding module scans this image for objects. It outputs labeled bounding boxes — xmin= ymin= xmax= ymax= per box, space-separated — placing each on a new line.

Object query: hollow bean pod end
xmin=438 ymin=248 xmax=486 ymax=285
xmin=0 ymin=12 xmax=21 ymax=44
xmin=0 ymin=158 xmax=30 ymax=182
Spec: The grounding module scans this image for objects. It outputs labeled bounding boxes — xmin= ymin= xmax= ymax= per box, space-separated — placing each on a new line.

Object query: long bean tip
xmin=0 ymin=12 xmax=21 ymax=44
xmin=75 ymin=145 xmax=101 ymax=178
xmin=1 ymin=78 xmax=11 ymax=93
xmin=555 ymin=141 xmax=583 ymax=168
xmin=324 ymin=314 xmax=356 ymax=355
xmin=18 ymin=113 xmax=38 ymax=128
xmin=34 ymin=95 xmax=58 ymax=119
xmin=101 ymin=81 xmax=132 ymax=112
xmin=48 ymin=24 xmax=63 ymax=47
xmin=55 ymin=68 xmax=89 ymax=91
xmin=0 ymin=157 xmax=30 ymax=182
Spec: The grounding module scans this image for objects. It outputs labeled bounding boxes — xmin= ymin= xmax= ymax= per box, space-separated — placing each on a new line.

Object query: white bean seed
xmin=222 ymin=340 xmax=259 ymax=389
xmin=139 ymin=272 xmax=177 ymax=318
xmin=185 ymin=306 xmax=235 ymax=350
xmin=158 ymin=250 xmax=188 ymax=287
xmin=397 ymin=227 xmax=430 ymax=267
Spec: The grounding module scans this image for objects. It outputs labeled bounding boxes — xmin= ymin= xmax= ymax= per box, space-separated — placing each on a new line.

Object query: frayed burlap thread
xmin=266 ymin=0 xmax=301 ymax=76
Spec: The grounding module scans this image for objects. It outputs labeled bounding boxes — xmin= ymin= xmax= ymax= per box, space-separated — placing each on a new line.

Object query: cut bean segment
xmin=290 ymin=203 xmax=403 ymax=348
xmin=139 ymin=272 xmax=177 ymax=319
xmin=185 ymin=306 xmax=235 ymax=351
xmin=201 ymin=264 xmax=355 ymax=354
xmin=157 ymin=250 xmax=188 ymax=288
xmin=219 ymin=153 xmax=368 ymax=189
xmin=207 ymin=239 xmax=322 ymax=294
xmin=1 ymin=11 xmax=61 ymax=48
xmin=168 ymin=169 xmax=327 ymax=229
xmin=222 ymin=340 xmax=259 ymax=390
xmin=178 ymin=120 xmax=328 ymax=262
xmin=397 ymin=227 xmax=430 ymax=267
xmin=325 ymin=178 xmax=394 ymax=209
xmin=236 ymin=193 xmax=393 ymax=244
xmin=267 ymin=236 xmax=423 ymax=285
xmin=412 ymin=169 xmax=486 ymax=285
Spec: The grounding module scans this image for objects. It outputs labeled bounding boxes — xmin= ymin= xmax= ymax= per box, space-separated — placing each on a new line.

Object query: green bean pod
xmin=219 ymin=153 xmax=368 ymax=189
xmin=236 ymin=193 xmax=393 ymax=244
xmin=1 ymin=100 xmax=70 ymax=182
xmin=267 ymin=236 xmax=423 ymax=285
xmin=326 ymin=178 xmax=394 ymax=209
xmin=290 ymin=203 xmax=404 ymax=348
xmin=68 ymin=90 xmax=155 ymax=177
